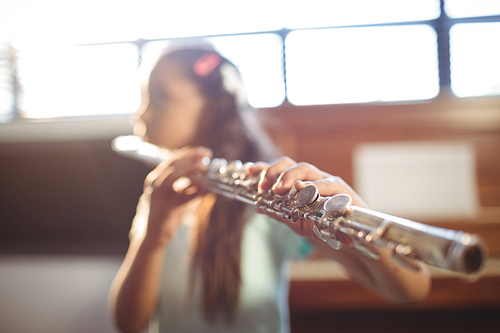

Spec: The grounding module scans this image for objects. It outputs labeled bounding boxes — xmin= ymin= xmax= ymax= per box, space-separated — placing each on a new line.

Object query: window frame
xmin=1 ymin=0 xmax=500 ymax=121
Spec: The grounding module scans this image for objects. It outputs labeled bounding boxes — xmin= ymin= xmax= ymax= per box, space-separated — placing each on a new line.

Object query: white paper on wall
xmin=353 ymin=141 xmax=480 ymax=220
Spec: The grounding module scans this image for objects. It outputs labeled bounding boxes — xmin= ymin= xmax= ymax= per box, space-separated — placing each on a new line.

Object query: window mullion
xmin=436 ymin=0 xmax=452 ymax=89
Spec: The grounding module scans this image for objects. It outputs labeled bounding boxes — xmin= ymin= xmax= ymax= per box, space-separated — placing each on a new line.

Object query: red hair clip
xmin=193 ymin=52 xmax=222 ymax=76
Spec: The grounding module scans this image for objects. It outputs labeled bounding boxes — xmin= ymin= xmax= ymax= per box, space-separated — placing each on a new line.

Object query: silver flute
xmin=112 ymin=135 xmax=487 ymax=276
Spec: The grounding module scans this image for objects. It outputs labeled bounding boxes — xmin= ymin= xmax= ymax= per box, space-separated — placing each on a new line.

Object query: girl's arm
xmin=109 ymin=147 xmax=212 ymax=333
xmin=251 ymin=157 xmax=431 ymax=304
xmin=109 ymin=234 xmax=168 ymax=333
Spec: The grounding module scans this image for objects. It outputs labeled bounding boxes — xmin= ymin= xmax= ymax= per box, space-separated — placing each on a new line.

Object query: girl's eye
xmin=149 ymin=93 xmax=168 ymax=107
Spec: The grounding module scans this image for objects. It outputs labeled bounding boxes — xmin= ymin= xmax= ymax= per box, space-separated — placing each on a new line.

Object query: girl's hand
xmin=142 ymin=146 xmax=212 ymax=247
xmin=248 ymin=157 xmax=368 ymax=240
xmin=249 ymin=157 xmax=431 ymax=304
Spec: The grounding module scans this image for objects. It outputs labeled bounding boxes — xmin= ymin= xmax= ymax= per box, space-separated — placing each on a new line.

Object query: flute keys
xmin=352 ymin=240 xmax=381 ymax=260
xmin=296 ymin=184 xmax=319 ymax=207
xmin=326 ymin=238 xmax=342 ymax=250
xmin=312 ymin=225 xmax=343 ymax=250
xmin=313 ymin=225 xmax=326 ymax=241
xmin=324 ymin=194 xmax=352 ymax=218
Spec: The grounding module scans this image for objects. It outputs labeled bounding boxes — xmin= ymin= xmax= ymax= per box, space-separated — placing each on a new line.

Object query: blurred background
xmin=0 ymin=0 xmax=499 ymax=332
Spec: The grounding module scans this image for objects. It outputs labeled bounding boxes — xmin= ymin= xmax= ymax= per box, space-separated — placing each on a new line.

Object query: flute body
xmin=112 ymin=135 xmax=487 ymax=276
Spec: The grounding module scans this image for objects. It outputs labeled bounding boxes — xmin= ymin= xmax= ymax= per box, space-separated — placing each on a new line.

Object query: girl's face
xmin=134 ymin=61 xmax=209 ymax=149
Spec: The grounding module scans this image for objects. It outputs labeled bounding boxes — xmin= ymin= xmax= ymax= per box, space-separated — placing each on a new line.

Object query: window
xmin=450 ymin=22 xmax=500 ymax=97
xmin=445 ymin=0 xmax=500 ymax=18
xmin=1 ymin=0 xmax=499 ymax=121
xmin=286 ymin=25 xmax=439 ymax=105
xmin=138 ymin=0 xmax=284 ymax=39
xmin=141 ymin=34 xmax=285 ymax=108
xmin=282 ymin=0 xmax=440 ymax=29
xmin=17 ymin=44 xmax=140 ymax=119
xmin=0 ymin=47 xmax=12 ymax=121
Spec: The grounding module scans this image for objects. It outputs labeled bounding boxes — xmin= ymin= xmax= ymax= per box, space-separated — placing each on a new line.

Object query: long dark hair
xmin=153 ymin=46 xmax=278 ymax=323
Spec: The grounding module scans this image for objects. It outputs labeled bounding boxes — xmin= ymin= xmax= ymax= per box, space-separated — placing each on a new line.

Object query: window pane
xmin=18 ymin=44 xmax=140 ymax=118
xmin=0 ymin=61 xmax=13 ymax=121
xmin=283 ymin=0 xmax=440 ymax=29
xmin=138 ymin=0 xmax=284 ymax=40
xmin=445 ymin=0 xmax=500 ymax=18
xmin=286 ymin=26 xmax=439 ymax=105
xmin=450 ymin=23 xmax=500 ymax=97
xmin=0 ymin=41 xmax=13 ymax=121
xmin=142 ymin=34 xmax=285 ymax=108
xmin=208 ymin=34 xmax=285 ymax=108
xmin=2 ymin=0 xmax=286 ymax=47
xmin=1 ymin=0 xmax=142 ymax=48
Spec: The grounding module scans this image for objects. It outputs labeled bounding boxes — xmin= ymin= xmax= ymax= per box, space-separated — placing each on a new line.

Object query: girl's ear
xmin=195 ymin=98 xmax=219 ymax=143
xmin=203 ymin=92 xmax=235 ymax=127
xmin=217 ymin=93 xmax=235 ymax=116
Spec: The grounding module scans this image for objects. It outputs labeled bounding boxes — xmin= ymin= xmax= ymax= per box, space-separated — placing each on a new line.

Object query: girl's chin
xmin=144 ymin=135 xmax=168 ymax=148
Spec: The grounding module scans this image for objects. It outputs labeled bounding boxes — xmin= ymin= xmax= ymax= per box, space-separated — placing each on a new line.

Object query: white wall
xmin=0 ymin=116 xmax=133 ymax=143
xmin=0 ymin=256 xmax=125 ymax=333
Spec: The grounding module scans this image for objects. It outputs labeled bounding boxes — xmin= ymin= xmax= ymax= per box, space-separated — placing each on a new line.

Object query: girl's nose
xmin=130 ymin=102 xmax=149 ymax=135
xmin=137 ymin=102 xmax=151 ymax=123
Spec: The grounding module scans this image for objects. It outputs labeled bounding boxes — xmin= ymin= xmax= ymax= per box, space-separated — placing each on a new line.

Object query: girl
xmin=109 ymin=46 xmax=430 ymax=333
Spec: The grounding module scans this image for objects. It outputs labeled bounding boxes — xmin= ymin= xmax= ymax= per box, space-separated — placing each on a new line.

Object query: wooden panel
xmin=258 ymin=97 xmax=500 ymax=257
xmin=289 ymin=307 xmax=500 ymax=333
xmin=288 ymin=275 xmax=500 ymax=331
xmin=0 ymin=139 xmax=150 ymax=255
xmin=260 ymin=97 xmax=500 ymax=330
xmin=289 ymin=276 xmax=500 ymax=312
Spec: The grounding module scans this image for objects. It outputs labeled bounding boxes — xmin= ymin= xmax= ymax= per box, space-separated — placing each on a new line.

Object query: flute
xmin=112 ymin=135 xmax=487 ymax=276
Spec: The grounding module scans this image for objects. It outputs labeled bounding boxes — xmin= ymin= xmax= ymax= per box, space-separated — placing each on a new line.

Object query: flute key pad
xmin=296 ymin=184 xmax=319 ymax=207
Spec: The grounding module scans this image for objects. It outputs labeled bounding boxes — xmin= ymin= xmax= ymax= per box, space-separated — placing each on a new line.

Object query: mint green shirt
xmin=131 ymin=195 xmax=309 ymax=333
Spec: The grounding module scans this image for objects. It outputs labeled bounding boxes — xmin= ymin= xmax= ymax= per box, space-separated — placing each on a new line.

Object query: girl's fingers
xmin=258 ymin=157 xmax=296 ymax=192
xmin=295 ymin=178 xmax=369 ymax=208
xmin=294 ymin=178 xmax=343 ymax=194
xmin=148 ymin=146 xmax=212 ymax=195
xmin=169 ymin=146 xmax=212 ymax=169
xmin=246 ymin=161 xmax=268 ymax=177
xmin=270 ymin=162 xmax=330 ymax=195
